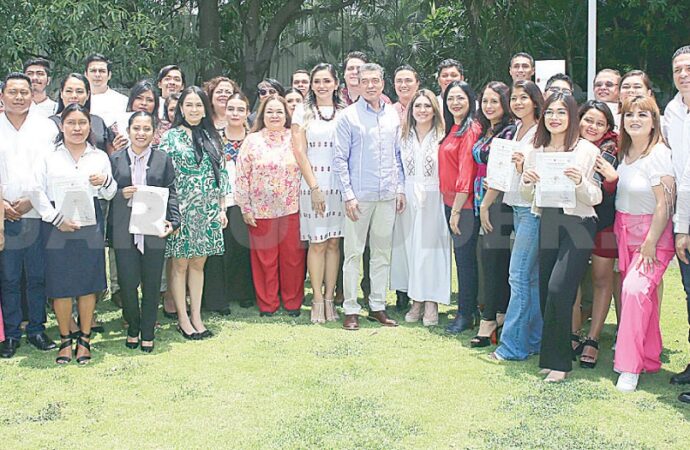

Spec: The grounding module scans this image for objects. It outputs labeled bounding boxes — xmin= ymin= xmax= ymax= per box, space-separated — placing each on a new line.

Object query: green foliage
xmin=0 ymin=0 xmax=203 ymax=90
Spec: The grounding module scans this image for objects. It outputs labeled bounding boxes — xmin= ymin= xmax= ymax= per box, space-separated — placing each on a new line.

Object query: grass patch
xmin=1 ymin=268 xmax=690 ymax=448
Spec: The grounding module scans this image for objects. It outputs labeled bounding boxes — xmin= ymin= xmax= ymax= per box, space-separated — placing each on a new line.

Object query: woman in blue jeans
xmin=490 ymin=80 xmax=544 ymax=360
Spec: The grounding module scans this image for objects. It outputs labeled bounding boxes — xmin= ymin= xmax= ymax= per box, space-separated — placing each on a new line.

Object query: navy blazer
xmin=109 ymin=147 xmax=180 ymax=251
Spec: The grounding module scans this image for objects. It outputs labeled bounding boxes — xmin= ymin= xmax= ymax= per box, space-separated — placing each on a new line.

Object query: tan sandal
xmin=311 ymin=300 xmax=326 ymax=324
xmin=324 ymin=299 xmax=339 ymax=322
xmin=422 ymin=302 xmax=438 ymax=326
xmin=405 ymin=301 xmax=424 ymax=323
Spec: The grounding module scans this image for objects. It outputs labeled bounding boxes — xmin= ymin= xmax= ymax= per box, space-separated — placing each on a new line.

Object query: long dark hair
xmin=578 ymin=100 xmax=615 ymax=133
xmin=55 ymin=73 xmax=91 ymax=114
xmin=533 ymin=93 xmax=580 ymax=150
xmin=54 ymin=103 xmax=95 ymax=146
xmin=305 ymin=63 xmax=345 ymax=110
xmin=127 ymin=80 xmax=159 ymax=124
xmin=477 ymin=81 xmax=512 ymax=138
xmin=172 ymin=86 xmax=224 ymax=187
xmin=442 ymin=80 xmax=476 ymax=140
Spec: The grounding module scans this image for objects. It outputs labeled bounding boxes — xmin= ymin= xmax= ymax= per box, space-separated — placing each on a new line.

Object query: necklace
xmin=314 ymin=104 xmax=336 ymax=122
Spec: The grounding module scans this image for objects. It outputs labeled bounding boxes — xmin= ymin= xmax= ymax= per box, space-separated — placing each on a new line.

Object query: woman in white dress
xmin=292 ymin=63 xmax=346 ymax=324
xmin=390 ymin=89 xmax=451 ymax=326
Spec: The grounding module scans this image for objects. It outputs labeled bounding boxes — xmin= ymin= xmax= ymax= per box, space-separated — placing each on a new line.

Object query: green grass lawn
xmin=2 ymin=268 xmax=690 ymax=449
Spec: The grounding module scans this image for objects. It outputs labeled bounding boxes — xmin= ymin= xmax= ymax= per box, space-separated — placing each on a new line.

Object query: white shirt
xmin=35 ymin=143 xmax=117 ymax=226
xmin=0 ymin=110 xmax=58 ymax=218
xmin=662 ymin=92 xmax=690 ymax=233
xmin=90 ymin=88 xmax=128 ymax=127
xmin=615 ymin=143 xmax=674 ymax=215
xmin=503 ymin=122 xmax=537 ymax=207
xmin=605 ymin=101 xmax=620 ymax=131
xmin=30 ymin=98 xmax=57 ymax=118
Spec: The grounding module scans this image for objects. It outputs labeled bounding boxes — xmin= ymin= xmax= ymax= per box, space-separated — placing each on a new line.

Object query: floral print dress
xmin=160 ymin=127 xmax=230 ymax=258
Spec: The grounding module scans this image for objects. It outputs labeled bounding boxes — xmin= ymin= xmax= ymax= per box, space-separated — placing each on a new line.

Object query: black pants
xmin=538 ymin=208 xmax=596 ymax=372
xmin=203 ymin=206 xmax=255 ymax=310
xmin=480 ymin=198 xmax=513 ymax=321
xmin=115 ymin=243 xmax=165 ymax=342
xmin=444 ymin=206 xmax=479 ymax=316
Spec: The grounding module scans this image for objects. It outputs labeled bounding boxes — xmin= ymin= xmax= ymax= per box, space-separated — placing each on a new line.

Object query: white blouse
xmin=615 ymin=143 xmax=674 ymax=215
xmin=503 ymin=121 xmax=537 ymax=208
xmin=35 ymin=143 xmax=116 ymax=226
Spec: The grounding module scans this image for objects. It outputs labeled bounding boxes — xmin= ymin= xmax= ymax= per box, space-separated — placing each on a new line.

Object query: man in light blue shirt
xmin=333 ymin=63 xmax=405 ymax=330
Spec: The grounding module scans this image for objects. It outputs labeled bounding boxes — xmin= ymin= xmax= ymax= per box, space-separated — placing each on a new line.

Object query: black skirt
xmin=43 ymin=199 xmax=107 ymax=298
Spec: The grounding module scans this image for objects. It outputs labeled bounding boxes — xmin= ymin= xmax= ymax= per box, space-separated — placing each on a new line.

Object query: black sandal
xmin=579 ymin=338 xmax=599 ymax=369
xmin=55 ymin=334 xmax=73 ymax=365
xmin=76 ymin=333 xmax=92 ymax=365
xmin=571 ymin=333 xmax=584 ymax=360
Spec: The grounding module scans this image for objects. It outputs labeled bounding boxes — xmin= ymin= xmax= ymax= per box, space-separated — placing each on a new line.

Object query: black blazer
xmin=109 ymin=147 xmax=181 ymax=251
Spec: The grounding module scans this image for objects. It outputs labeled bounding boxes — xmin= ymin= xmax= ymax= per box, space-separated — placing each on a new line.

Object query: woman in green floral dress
xmin=159 ymin=86 xmax=230 ymax=340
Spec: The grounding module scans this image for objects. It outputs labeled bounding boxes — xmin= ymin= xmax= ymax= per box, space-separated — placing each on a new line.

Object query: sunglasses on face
xmin=258 ymin=88 xmax=277 ymax=96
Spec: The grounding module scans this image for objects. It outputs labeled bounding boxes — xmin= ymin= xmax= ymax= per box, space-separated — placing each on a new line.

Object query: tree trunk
xmin=198 ymin=0 xmax=223 ymax=81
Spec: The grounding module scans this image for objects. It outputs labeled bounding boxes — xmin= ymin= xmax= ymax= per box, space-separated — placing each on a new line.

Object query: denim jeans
xmin=444 ymin=206 xmax=479 ymax=316
xmin=678 ymin=250 xmax=690 ymax=333
xmin=0 ymin=219 xmax=47 ymax=339
xmin=496 ymin=206 xmax=542 ymax=360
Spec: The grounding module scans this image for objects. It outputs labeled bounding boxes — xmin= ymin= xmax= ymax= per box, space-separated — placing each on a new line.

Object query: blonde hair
xmin=402 ymin=89 xmax=444 ymax=139
xmin=619 ymin=95 xmax=664 ymax=160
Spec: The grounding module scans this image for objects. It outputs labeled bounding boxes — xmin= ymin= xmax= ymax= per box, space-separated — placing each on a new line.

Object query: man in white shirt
xmin=665 ymin=45 xmax=690 ymax=402
xmin=0 ymin=73 xmax=58 ymax=358
xmin=85 ymin=53 xmax=128 ymax=126
xmin=594 ymin=68 xmax=621 ymax=128
xmin=23 ymin=58 xmax=57 ymax=117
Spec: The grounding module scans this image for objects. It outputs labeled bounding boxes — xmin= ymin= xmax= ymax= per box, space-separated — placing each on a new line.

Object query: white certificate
xmin=487 ymin=138 xmax=521 ymax=192
xmin=129 ymin=186 xmax=169 ymax=236
xmin=52 ymin=176 xmax=96 ymax=226
xmin=535 ymin=152 xmax=576 ymax=208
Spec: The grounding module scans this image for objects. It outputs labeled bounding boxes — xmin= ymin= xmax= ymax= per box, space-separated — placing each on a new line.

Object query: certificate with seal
xmin=535 ymin=152 xmax=576 ymax=208
xmin=487 ymin=138 xmax=521 ymax=192
xmin=129 ymin=186 xmax=169 ymax=236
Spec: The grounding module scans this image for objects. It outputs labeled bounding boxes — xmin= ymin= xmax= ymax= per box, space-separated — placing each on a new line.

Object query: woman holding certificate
xmin=520 ymin=93 xmax=601 ymax=382
xmin=439 ymin=81 xmax=482 ymax=334
xmin=159 ymin=86 xmax=230 ymax=340
xmin=471 ymin=81 xmax=516 ymax=346
xmin=390 ymin=89 xmax=450 ymax=326
xmin=613 ymin=96 xmax=675 ymax=393
xmin=491 ymin=80 xmax=544 ymax=361
xmin=110 ymin=112 xmax=180 ymax=353
xmin=235 ymin=96 xmax=306 ymax=317
xmin=572 ymin=100 xmax=620 ymax=369
xmin=36 ymin=104 xmax=117 ymax=364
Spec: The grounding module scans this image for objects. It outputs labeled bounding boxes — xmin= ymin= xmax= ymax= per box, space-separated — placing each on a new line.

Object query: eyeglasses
xmin=594 ymin=81 xmax=616 ymax=88
xmin=547 ymin=87 xmax=573 ymax=96
xmin=258 ymin=88 xmax=277 ymax=96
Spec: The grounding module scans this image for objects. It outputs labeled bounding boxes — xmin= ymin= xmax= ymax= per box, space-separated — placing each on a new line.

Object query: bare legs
xmin=308 ymin=238 xmax=340 ymax=322
xmin=170 ymin=256 xmax=208 ymax=334
xmin=54 ymin=294 xmax=96 ymax=361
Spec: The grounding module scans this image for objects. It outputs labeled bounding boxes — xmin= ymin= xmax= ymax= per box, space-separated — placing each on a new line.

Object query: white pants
xmin=342 ymin=200 xmax=396 ymax=315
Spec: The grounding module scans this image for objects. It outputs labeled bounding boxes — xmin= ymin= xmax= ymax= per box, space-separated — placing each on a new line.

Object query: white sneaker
xmin=616 ymin=372 xmax=639 ymax=392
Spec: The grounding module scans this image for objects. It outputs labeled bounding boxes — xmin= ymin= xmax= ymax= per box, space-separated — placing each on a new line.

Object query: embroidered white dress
xmin=293 ymin=105 xmax=344 ymax=243
xmin=390 ymin=129 xmax=451 ymax=304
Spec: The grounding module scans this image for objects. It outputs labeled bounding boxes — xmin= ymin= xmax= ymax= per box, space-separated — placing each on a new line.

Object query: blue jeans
xmin=444 ymin=206 xmax=479 ymax=316
xmin=0 ymin=219 xmax=47 ymax=339
xmin=496 ymin=207 xmax=542 ymax=360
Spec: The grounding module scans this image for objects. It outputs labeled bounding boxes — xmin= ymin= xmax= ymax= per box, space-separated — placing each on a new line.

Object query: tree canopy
xmin=1 ymin=0 xmax=686 ymax=105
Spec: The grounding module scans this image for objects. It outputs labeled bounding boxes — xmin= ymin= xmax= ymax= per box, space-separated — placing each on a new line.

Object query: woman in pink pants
xmin=613 ymin=95 xmax=676 ymax=393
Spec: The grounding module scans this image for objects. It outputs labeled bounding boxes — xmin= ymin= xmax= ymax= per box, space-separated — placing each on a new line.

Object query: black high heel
xmin=579 ymin=338 xmax=599 ymax=369
xmin=140 ymin=341 xmax=154 ymax=353
xmin=55 ymin=334 xmax=73 ymax=365
xmin=571 ymin=333 xmax=584 ymax=360
xmin=76 ymin=333 xmax=92 ymax=365
xmin=125 ymin=337 xmax=140 ymax=350
xmin=177 ymin=326 xmax=199 ymax=340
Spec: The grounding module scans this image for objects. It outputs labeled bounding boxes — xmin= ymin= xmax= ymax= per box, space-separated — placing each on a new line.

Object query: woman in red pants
xmin=235 ymin=96 xmax=306 ymax=316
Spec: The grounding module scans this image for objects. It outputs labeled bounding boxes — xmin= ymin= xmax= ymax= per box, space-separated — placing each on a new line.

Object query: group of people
xmin=0 ymin=47 xmax=689 ymax=402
